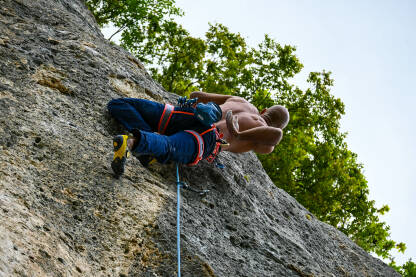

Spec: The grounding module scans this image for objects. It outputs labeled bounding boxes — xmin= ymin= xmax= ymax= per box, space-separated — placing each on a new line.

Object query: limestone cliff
xmin=0 ymin=0 xmax=399 ymax=276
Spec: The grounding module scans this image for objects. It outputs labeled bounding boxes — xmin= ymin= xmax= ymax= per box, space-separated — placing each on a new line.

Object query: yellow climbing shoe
xmin=111 ymin=135 xmax=129 ymax=178
xmin=136 ymin=155 xmax=157 ymax=168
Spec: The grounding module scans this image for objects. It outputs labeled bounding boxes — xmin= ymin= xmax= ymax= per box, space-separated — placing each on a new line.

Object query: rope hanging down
xmin=176 ymin=164 xmax=181 ymax=277
xmin=175 ymin=164 xmax=209 ymax=277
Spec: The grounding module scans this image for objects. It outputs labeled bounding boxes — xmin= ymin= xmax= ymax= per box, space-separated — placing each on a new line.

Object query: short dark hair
xmin=261 ymin=105 xmax=289 ymax=129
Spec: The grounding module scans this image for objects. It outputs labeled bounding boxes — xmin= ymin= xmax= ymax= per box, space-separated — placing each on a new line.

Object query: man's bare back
xmin=190 ymin=91 xmax=289 ymax=154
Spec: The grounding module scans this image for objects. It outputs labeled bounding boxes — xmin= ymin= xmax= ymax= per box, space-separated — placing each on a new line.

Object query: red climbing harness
xmin=184 ymin=130 xmax=204 ymax=166
xmin=157 ymin=103 xmax=223 ymax=166
xmin=158 ymin=104 xmax=195 ymax=135
xmin=206 ymin=128 xmax=223 ymax=163
xmin=157 ymin=104 xmax=174 ymax=134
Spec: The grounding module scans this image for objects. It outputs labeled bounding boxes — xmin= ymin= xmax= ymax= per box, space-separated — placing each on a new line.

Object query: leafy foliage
xmin=390 ymin=259 xmax=416 ymax=277
xmin=87 ymin=1 xmax=412 ymax=272
xmin=257 ymin=71 xmax=401 ymax=259
xmin=85 ymin=0 xmax=183 ymax=40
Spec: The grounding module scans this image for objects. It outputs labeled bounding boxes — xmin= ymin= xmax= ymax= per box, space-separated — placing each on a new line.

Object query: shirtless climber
xmin=190 ymin=91 xmax=289 ymax=154
xmin=107 ymin=92 xmax=289 ymax=177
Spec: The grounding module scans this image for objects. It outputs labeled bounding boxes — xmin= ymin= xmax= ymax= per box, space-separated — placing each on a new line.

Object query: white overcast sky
xmin=102 ymin=0 xmax=415 ymax=265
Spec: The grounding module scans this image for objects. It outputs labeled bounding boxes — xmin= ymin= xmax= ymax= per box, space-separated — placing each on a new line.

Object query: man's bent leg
xmin=107 ymin=98 xmax=164 ymax=132
xmin=132 ymin=130 xmax=197 ymax=165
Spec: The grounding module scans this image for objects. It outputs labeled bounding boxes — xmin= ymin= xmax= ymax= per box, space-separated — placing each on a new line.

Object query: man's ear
xmin=260 ymin=108 xmax=267 ymax=115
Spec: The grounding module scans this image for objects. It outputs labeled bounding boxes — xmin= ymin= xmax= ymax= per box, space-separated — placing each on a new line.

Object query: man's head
xmin=260 ymin=105 xmax=289 ymax=129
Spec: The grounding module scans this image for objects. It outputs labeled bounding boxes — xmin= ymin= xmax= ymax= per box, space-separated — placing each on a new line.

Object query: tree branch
xmin=109 ymin=24 xmax=127 ymax=41
xmin=184 ymin=80 xmax=197 ymax=91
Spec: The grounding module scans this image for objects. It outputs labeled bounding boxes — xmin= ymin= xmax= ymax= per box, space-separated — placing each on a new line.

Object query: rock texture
xmin=0 ymin=0 xmax=399 ymax=276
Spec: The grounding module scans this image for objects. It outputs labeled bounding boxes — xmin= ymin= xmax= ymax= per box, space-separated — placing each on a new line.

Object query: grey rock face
xmin=0 ymin=0 xmax=399 ymax=276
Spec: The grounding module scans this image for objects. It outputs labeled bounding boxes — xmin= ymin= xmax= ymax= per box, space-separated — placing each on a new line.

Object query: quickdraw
xmin=205 ymin=127 xmax=224 ymax=163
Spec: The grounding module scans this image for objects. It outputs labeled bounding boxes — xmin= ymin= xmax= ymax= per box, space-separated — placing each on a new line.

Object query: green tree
xmin=123 ymin=21 xmax=207 ymax=94
xmin=390 ymin=259 xmax=416 ymax=277
xmin=85 ymin=0 xmax=183 ymax=40
xmin=87 ymin=1 xmax=412 ymax=272
xmin=260 ymin=71 xmax=400 ymax=258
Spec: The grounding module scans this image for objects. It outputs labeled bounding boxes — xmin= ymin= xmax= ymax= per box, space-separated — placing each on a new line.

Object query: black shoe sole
xmin=112 ymin=135 xmax=127 ymax=178
xmin=111 ymin=156 xmax=126 ymax=178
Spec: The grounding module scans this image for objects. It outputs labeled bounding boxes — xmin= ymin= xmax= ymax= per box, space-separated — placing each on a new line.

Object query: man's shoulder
xmin=225 ymin=97 xmax=258 ymax=112
xmin=225 ymin=96 xmax=249 ymax=103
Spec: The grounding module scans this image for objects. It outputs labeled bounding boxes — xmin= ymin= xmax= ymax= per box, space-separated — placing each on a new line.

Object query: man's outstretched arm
xmin=190 ymin=91 xmax=235 ymax=105
xmin=231 ymin=126 xmax=282 ymax=145
xmin=226 ymin=110 xmax=283 ymax=153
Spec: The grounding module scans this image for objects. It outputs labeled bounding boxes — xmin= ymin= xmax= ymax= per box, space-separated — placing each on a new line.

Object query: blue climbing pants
xmin=107 ymin=98 xmax=198 ymax=164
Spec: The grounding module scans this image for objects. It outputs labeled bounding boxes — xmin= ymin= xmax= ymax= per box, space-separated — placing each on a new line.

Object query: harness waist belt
xmin=157 ymin=103 xmax=221 ymax=166
xmin=184 ymin=130 xmax=204 ymax=166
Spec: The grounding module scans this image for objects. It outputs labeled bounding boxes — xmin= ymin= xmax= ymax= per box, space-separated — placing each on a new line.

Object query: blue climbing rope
xmin=176 ymin=163 xmax=210 ymax=276
xmin=176 ymin=163 xmax=182 ymax=277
